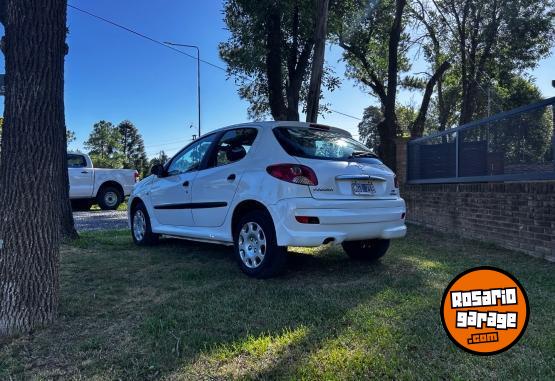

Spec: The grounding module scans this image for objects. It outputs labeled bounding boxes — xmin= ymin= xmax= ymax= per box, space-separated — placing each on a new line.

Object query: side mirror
xmin=150 ymin=164 xmax=165 ymax=177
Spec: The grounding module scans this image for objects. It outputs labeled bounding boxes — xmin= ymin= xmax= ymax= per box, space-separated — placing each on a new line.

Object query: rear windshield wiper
xmin=348 ymin=150 xmax=378 ymax=159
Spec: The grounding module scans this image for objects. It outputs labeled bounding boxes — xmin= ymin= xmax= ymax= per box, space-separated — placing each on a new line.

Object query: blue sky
xmin=1 ymin=0 xmax=554 ymax=158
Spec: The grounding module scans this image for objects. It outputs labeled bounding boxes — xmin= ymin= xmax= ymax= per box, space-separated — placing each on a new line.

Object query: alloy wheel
xmin=133 ymin=210 xmax=146 ymax=241
xmin=238 ymin=222 xmax=267 ymax=269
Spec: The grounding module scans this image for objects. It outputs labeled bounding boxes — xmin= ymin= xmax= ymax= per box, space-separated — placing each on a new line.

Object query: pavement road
xmin=74 ymin=210 xmax=128 ymax=232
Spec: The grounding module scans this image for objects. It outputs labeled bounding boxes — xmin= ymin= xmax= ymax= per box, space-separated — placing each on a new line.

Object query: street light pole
xmin=164 ymin=42 xmax=201 ymax=137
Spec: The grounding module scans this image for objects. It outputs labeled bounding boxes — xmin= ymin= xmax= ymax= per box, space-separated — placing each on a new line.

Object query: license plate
xmin=352 ymin=181 xmax=376 ymax=195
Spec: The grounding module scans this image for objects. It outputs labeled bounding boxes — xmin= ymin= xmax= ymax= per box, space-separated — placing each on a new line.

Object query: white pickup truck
xmin=68 ymin=152 xmax=138 ymax=210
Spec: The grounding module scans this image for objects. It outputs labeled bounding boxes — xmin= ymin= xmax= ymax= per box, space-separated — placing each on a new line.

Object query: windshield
xmin=273 ymin=127 xmax=380 ymax=162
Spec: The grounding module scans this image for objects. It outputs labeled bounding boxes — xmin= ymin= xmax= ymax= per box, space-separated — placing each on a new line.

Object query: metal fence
xmin=407 ymin=97 xmax=555 ymax=184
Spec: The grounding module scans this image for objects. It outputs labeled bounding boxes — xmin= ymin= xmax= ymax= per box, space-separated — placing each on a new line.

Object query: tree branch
xmin=411 ymin=60 xmax=451 ymax=137
xmin=338 ymin=39 xmax=387 ymax=105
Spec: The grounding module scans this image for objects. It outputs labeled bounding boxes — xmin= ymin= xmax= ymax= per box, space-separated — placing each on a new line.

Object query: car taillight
xmin=266 ymin=164 xmax=318 ymax=186
xmin=134 ymin=171 xmax=140 ymax=183
xmin=394 ymin=175 xmax=399 ymax=189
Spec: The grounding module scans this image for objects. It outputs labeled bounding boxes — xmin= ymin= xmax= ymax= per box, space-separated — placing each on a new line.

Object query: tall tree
xmin=118 ymin=120 xmax=148 ymax=176
xmin=410 ymin=0 xmax=456 ymax=131
xmin=84 ymin=121 xmax=123 ymax=169
xmin=220 ymin=0 xmax=340 ymax=121
xmin=0 ymin=0 xmax=68 ymax=336
xmin=305 ymin=0 xmax=330 ymax=123
xmin=428 ymin=0 xmax=554 ymax=124
xmin=336 ymin=0 xmax=450 ymax=168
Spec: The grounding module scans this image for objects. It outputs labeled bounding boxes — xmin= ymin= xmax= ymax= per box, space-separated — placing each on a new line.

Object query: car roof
xmin=205 ymin=121 xmax=352 ymax=138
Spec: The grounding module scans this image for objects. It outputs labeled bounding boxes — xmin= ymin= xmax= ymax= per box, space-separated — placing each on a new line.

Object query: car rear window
xmin=273 ymin=126 xmax=380 ymax=162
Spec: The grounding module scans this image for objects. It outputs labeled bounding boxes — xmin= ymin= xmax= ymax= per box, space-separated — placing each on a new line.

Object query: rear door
xmin=68 ymin=154 xmax=94 ymax=198
xmin=273 ymin=126 xmax=396 ymax=200
xmin=191 ymin=128 xmax=259 ymax=227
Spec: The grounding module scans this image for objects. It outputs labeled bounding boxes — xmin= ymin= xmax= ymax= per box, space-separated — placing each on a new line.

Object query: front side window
xmin=68 ymin=154 xmax=87 ymax=168
xmin=273 ymin=127 xmax=380 ymax=162
xmin=211 ymin=128 xmax=258 ymax=167
xmin=167 ymin=134 xmax=217 ymax=176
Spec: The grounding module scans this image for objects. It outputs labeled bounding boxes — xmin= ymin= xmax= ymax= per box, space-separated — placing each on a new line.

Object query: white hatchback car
xmin=129 ymin=121 xmax=406 ymax=277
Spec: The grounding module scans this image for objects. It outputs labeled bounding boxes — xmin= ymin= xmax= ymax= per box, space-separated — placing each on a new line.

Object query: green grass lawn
xmin=1 ymin=226 xmax=553 ymax=380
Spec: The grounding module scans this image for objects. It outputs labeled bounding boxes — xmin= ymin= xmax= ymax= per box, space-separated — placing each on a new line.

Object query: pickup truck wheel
xmin=342 ymin=239 xmax=390 ymax=261
xmin=131 ymin=203 xmax=159 ymax=246
xmin=233 ymin=210 xmax=286 ymax=278
xmin=97 ymin=186 xmax=123 ymax=210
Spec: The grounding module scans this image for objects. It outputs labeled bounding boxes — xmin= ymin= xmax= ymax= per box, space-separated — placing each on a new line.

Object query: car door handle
xmin=81 ymin=171 xmax=89 ymax=174
xmin=227 ymin=174 xmax=236 ymax=181
xmin=183 ymin=180 xmax=190 ymax=187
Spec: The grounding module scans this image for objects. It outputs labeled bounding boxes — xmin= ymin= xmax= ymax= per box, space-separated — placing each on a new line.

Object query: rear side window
xmin=68 ymin=154 xmax=87 ymax=168
xmin=273 ymin=127 xmax=380 ymax=162
xmin=210 ymin=128 xmax=258 ymax=167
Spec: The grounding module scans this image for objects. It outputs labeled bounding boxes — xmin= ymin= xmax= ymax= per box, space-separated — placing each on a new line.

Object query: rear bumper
xmin=268 ymin=197 xmax=407 ymax=247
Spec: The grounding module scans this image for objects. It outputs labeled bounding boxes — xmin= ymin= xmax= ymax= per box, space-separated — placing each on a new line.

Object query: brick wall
xmin=402 ymin=182 xmax=555 ymax=261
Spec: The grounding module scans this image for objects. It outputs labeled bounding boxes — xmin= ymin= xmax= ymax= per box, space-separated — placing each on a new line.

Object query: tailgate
xmin=295 ymin=157 xmax=397 ymax=200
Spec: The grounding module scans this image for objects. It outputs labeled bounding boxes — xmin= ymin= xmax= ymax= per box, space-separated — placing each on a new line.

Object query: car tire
xmin=71 ymin=199 xmax=92 ymax=211
xmin=97 ymin=186 xmax=123 ymax=210
xmin=131 ymin=203 xmax=159 ymax=246
xmin=233 ymin=210 xmax=287 ymax=278
xmin=342 ymin=239 xmax=390 ymax=261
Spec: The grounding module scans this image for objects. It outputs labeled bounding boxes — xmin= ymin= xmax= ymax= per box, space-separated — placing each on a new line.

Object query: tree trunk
xmin=60 ymin=160 xmax=78 ymax=241
xmin=437 ymin=78 xmax=449 ymax=131
xmin=265 ymin=4 xmax=287 ymax=121
xmin=380 ymin=0 xmax=407 ymax=172
xmin=459 ymin=40 xmax=478 ymax=125
xmin=305 ymin=0 xmax=329 ymax=123
xmin=286 ymin=84 xmax=301 ymax=121
xmin=285 ymin=41 xmax=313 ymax=121
xmin=61 ymin=120 xmax=78 ymax=240
xmin=459 ymin=81 xmax=476 ymax=125
xmin=411 ymin=60 xmax=451 ymax=138
xmin=61 ymin=197 xmax=78 ymax=240
xmin=0 ymin=0 xmax=67 ymax=337
xmin=377 ymin=120 xmax=397 ymax=171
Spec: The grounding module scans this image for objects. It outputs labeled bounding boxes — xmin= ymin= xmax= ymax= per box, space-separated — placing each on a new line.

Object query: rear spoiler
xmin=309 ymin=123 xmax=352 ymax=138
